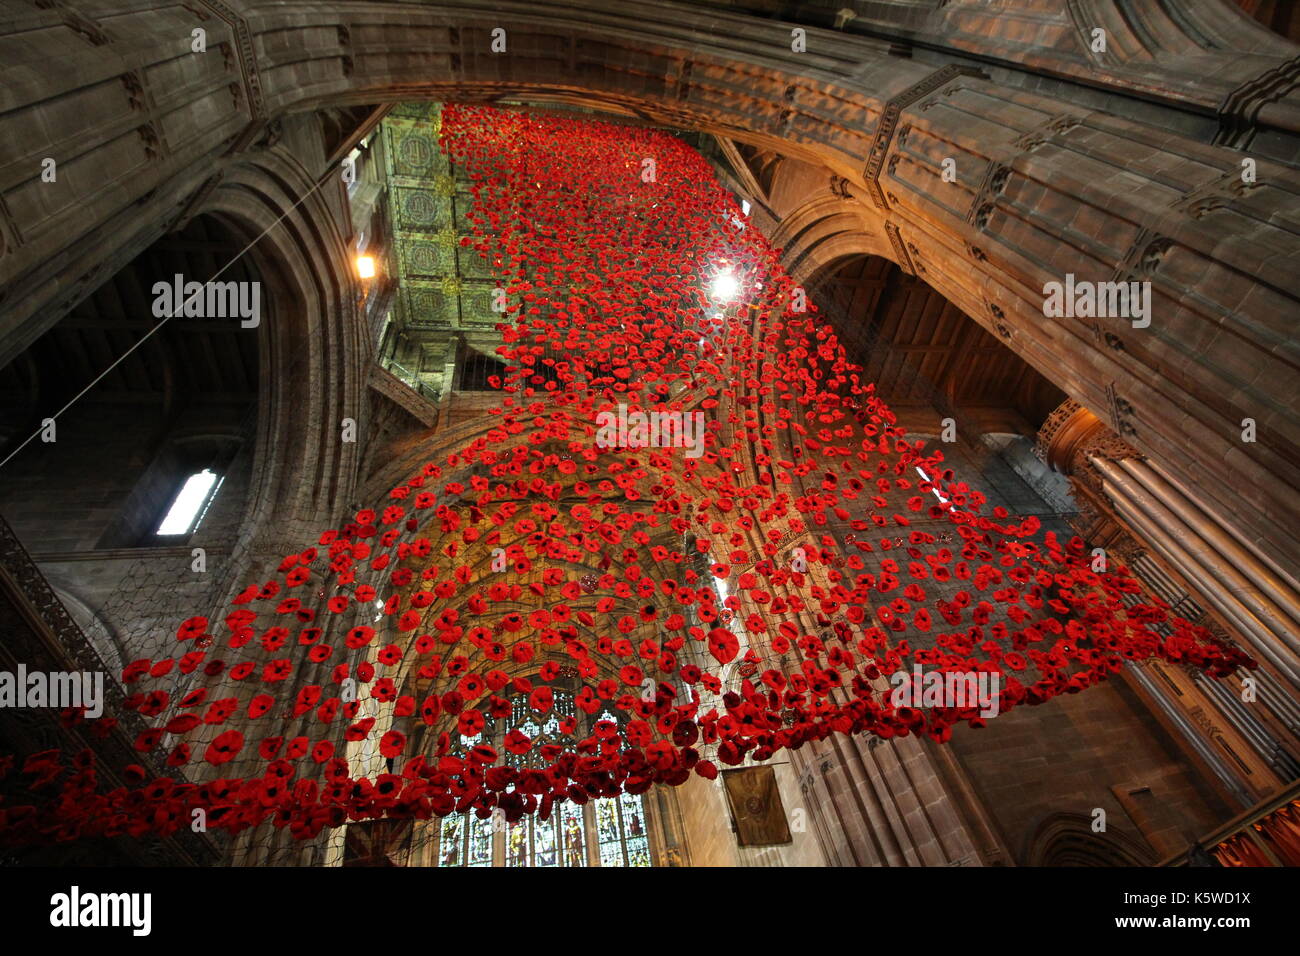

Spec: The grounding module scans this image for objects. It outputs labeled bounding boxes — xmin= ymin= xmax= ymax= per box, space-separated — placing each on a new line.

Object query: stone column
xmin=1036 ymin=398 xmax=1300 ymax=803
xmin=1039 ymin=399 xmax=1300 ymax=691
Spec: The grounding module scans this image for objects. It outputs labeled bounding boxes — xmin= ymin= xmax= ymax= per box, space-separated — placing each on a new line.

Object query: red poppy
xmin=204 ymin=730 xmax=243 ymax=766
xmin=707 ymin=628 xmax=739 ymax=665
xmin=379 ymin=731 xmax=406 ymax=759
xmin=11 ymin=103 xmax=1256 ymax=845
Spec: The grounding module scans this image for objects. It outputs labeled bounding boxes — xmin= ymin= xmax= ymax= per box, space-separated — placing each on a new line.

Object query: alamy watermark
xmin=595 ymin=405 xmax=706 ymax=458
xmin=1042 ymin=273 xmax=1150 ymax=329
xmin=50 ymin=886 xmax=150 ymax=936
xmin=0 ymin=664 xmax=104 ymax=718
xmin=889 ymin=665 xmax=1000 ymax=718
xmin=152 ymin=274 xmax=260 ymax=328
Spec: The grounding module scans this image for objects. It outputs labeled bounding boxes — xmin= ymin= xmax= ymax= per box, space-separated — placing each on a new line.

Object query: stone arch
xmin=0 ymin=211 xmax=262 ymax=561
xmin=2 ymin=1 xmax=1298 ymax=623
xmin=776 ymin=206 xmax=894 ymax=288
xmin=181 ymin=148 xmax=369 ymax=554
xmin=799 ymin=252 xmax=1065 ymax=434
xmin=1025 ymin=812 xmax=1157 ymax=866
xmin=0 ymin=150 xmax=367 ymax=670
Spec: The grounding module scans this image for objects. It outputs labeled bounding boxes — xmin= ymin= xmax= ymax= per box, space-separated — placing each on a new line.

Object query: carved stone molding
xmin=966 ymin=161 xmax=1012 ymax=229
xmin=1215 ymin=54 xmax=1300 ymax=149
xmin=194 ymin=0 xmax=265 ymax=119
xmin=1176 ymin=169 xmax=1258 ymax=220
xmin=673 ymin=58 xmax=693 ymax=102
xmin=773 ymin=82 xmax=798 ymax=136
xmin=863 ymin=63 xmax=986 ymax=210
xmin=883 ymin=220 xmax=914 ymax=275
xmin=1105 ymin=381 xmax=1139 ymax=439
xmin=987 ymin=301 xmax=1012 ymax=340
xmin=0 ymin=194 xmax=18 ymax=261
xmin=35 ymin=0 xmax=110 ymax=46
xmin=338 ymin=24 xmax=354 ymax=77
xmin=905 ymin=240 xmax=926 ymax=276
xmin=120 ymin=70 xmax=146 ymax=111
xmin=1011 ymin=112 xmax=1085 ymax=154
xmin=1113 ymin=228 xmax=1174 ymax=284
xmin=0 ymin=516 xmax=218 ymax=863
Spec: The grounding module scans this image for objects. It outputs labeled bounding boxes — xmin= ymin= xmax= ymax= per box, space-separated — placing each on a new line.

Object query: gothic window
xmin=437 ymin=811 xmax=496 ymax=868
xmin=557 ymin=800 xmax=588 ymax=866
xmin=156 ymin=468 xmax=224 ymax=537
xmin=506 ymin=799 xmax=587 ymax=868
xmin=505 ymin=688 xmax=576 ymax=769
xmin=591 ymin=708 xmax=652 ymax=867
xmin=434 ymin=686 xmax=653 ymax=866
xmin=464 ymin=814 xmax=495 ymax=867
xmin=595 ymin=792 xmax=652 ymax=867
xmin=437 ymin=813 xmax=467 ymax=867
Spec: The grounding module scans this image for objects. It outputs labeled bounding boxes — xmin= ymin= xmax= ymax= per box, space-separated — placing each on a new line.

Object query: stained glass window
xmin=593 ymin=791 xmax=651 ymax=867
xmin=557 ymin=800 xmax=586 ymax=867
xmin=433 ymin=683 xmax=652 ymax=866
xmin=506 ymin=818 xmax=530 ymax=867
xmin=503 ymin=803 xmax=580 ymax=867
xmin=596 ymin=796 xmax=624 ymax=867
xmin=505 ymin=688 xmax=577 ymax=769
xmin=437 ymin=811 xmax=497 ymax=867
xmin=532 ymin=813 xmax=559 ymax=867
xmin=465 ymin=812 xmax=495 ymax=867
xmin=437 ymin=814 xmax=465 ymax=867
xmin=436 ymin=725 xmax=498 ymax=867
xmin=619 ymin=792 xmax=652 ymax=867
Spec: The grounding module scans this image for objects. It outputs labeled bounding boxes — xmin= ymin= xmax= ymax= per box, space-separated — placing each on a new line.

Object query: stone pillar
xmin=1036 ymin=398 xmax=1300 ymax=803
xmin=1039 ymin=399 xmax=1300 ymax=690
xmin=767 ymin=537 xmax=991 ymax=866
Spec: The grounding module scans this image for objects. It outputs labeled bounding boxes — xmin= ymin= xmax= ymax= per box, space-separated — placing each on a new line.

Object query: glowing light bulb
xmin=710 ymin=270 xmax=739 ymax=301
xmin=355 ymin=255 xmax=376 ymax=279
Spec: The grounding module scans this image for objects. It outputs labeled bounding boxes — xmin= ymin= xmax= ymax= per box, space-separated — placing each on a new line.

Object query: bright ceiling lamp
xmin=709 ymin=268 xmax=740 ymax=302
xmin=355 ymin=255 xmax=376 ymax=279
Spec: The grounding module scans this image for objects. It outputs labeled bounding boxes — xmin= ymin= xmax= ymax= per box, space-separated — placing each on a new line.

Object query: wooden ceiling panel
xmin=816 ymin=255 xmax=1065 ymax=430
xmin=0 ymin=216 xmax=262 ymax=415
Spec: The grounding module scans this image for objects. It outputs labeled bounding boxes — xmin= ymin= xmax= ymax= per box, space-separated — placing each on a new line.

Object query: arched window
xmin=156 ymin=467 xmax=224 ymax=536
xmin=437 ymin=811 xmax=495 ymax=867
xmin=505 ymin=688 xmax=575 ymax=768
xmin=592 ymin=707 xmax=652 ymax=868
xmin=435 ymin=687 xmax=653 ymax=867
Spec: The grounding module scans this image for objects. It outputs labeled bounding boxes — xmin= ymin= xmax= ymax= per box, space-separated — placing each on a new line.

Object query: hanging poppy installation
xmin=0 ymin=105 xmax=1253 ymax=849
